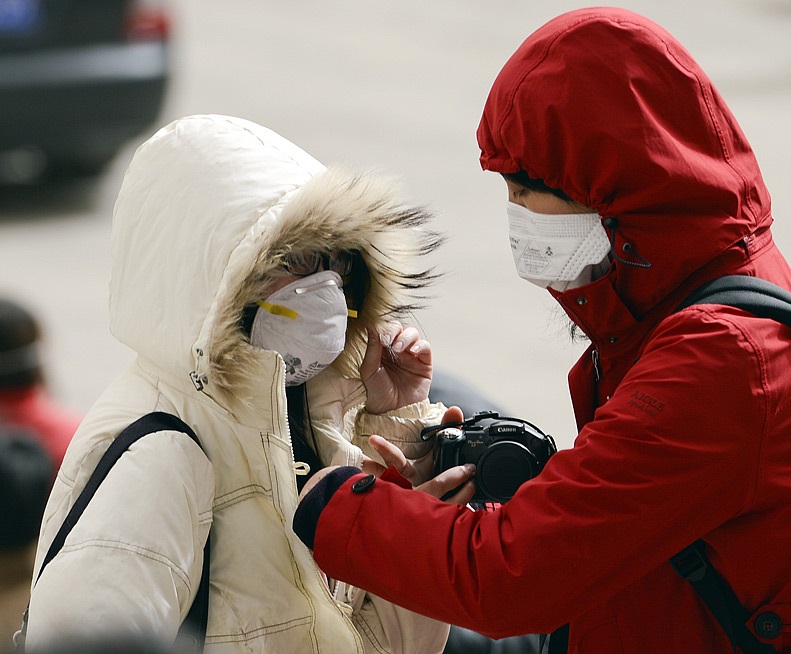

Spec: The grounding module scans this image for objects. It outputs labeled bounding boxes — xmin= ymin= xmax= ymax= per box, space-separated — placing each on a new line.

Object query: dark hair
xmin=285 ymin=384 xmax=323 ymax=493
xmin=342 ymin=250 xmax=369 ymax=314
xmin=502 ymin=171 xmax=574 ymax=202
xmin=0 ymin=298 xmax=43 ymax=389
xmin=239 ymin=250 xmax=370 ymax=336
xmin=0 ymin=427 xmax=54 ymax=549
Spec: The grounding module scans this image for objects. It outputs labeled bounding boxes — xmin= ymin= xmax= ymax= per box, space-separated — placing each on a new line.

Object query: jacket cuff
xmin=380 ymin=465 xmax=412 ymax=488
xmin=354 ymin=398 xmax=445 ymax=460
xmin=293 ymin=466 xmax=361 ymax=550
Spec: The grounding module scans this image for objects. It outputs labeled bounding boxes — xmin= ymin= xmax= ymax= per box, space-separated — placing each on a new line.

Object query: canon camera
xmin=421 ymin=411 xmax=557 ymax=503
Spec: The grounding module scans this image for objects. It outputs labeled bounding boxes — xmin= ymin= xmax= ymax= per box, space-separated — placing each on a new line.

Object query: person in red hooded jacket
xmin=293 ymin=7 xmax=791 ymax=653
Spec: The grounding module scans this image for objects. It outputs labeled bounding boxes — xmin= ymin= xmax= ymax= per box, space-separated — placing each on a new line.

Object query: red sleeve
xmin=314 ymin=308 xmax=768 ymax=638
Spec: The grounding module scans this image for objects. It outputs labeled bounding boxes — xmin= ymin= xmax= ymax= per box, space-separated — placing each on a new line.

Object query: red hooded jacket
xmin=309 ymin=9 xmax=791 ymax=653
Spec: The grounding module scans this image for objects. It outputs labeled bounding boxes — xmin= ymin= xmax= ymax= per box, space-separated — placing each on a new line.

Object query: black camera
xmin=421 ymin=411 xmax=557 ymax=503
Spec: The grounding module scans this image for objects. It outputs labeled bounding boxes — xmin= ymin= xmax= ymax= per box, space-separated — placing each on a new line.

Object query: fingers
xmin=441 ymin=480 xmax=477 ymax=506
xmin=442 ymin=405 xmax=464 ymax=424
xmin=361 ymin=454 xmax=387 ymax=478
xmin=411 ymin=450 xmax=437 ymax=486
xmin=390 ymin=325 xmax=419 ymax=354
xmin=361 ymin=327 xmax=385 ymax=378
xmin=417 ymin=463 xmax=476 ymax=504
xmin=405 ymin=337 xmax=432 ymax=364
xmin=378 ymin=322 xmax=402 ymax=347
xmin=375 ymin=323 xmax=432 ymax=364
xmin=393 ymin=326 xmax=431 ymax=359
xmin=432 ymin=463 xmax=476 ymax=492
xmin=365 ymin=444 xmax=478 ymax=505
xmin=362 ymin=322 xmax=428 ymax=370
xmin=368 ymin=434 xmax=408 ymax=472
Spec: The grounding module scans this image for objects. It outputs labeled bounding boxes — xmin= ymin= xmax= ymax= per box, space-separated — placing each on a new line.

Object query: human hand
xmin=362 ymin=434 xmax=435 ymax=486
xmin=361 ymin=405 xmax=475 ymax=504
xmin=419 ymin=463 xmax=476 ymax=505
xmin=362 ymin=435 xmax=475 ymax=505
xmin=421 ymin=404 xmax=474 ymax=503
xmin=361 ymin=405 xmax=465 ymax=486
xmin=360 ymin=322 xmax=432 ymax=414
xmin=440 ymin=405 xmax=464 ymax=427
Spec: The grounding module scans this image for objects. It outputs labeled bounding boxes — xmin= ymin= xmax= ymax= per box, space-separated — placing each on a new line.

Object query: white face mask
xmin=507 ymin=202 xmax=611 ymax=292
xmin=250 ymin=270 xmax=348 ymax=386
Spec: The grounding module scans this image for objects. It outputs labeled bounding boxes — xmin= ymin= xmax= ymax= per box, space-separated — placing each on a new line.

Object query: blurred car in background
xmin=0 ymin=0 xmax=170 ymax=183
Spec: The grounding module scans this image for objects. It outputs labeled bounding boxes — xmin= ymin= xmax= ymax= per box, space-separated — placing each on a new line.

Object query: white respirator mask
xmin=507 ymin=202 xmax=611 ymax=292
xmin=250 ymin=270 xmax=348 ymax=386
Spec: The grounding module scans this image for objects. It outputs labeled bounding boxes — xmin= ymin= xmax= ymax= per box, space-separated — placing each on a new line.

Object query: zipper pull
xmin=591 ymin=349 xmax=601 ymax=382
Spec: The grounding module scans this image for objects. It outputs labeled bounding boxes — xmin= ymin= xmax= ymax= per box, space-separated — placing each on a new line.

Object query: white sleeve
xmin=347 ymin=401 xmax=451 ymax=653
xmin=353 ymin=398 xmax=446 ymax=462
xmin=26 ymin=431 xmax=214 ymax=648
xmin=309 ymin=374 xmax=450 ymax=652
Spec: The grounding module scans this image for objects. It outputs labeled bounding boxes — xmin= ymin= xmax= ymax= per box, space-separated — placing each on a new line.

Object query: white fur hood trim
xmin=109 ymin=115 xmax=441 ymax=409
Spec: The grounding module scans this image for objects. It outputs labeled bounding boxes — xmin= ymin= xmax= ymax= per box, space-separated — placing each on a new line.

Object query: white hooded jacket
xmin=26 ymin=115 xmax=449 ymax=653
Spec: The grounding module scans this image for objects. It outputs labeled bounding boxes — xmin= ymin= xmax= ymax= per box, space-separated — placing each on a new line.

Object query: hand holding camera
xmin=362 ymin=406 xmax=477 ymax=505
xmin=363 ymin=408 xmax=556 ymax=505
xmin=421 ymin=411 xmax=557 ymax=503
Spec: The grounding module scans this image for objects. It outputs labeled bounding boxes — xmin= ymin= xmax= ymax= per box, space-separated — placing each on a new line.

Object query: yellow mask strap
xmin=256 ymin=301 xmax=357 ymax=319
xmin=256 ymin=301 xmax=298 ymax=320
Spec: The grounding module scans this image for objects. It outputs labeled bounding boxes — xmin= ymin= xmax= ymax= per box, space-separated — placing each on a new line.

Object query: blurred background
xmin=1 ymin=0 xmax=789 ymax=450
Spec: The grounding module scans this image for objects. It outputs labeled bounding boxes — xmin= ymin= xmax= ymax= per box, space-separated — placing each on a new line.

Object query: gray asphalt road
xmin=1 ymin=0 xmax=790 ymax=448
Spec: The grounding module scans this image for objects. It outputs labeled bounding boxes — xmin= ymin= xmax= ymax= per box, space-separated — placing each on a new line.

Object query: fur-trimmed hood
xmin=110 ymin=115 xmax=440 ymax=409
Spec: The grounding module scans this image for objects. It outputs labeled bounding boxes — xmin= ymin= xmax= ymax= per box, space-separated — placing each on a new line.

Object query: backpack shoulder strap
xmin=37 ymin=412 xmax=203 ymax=577
xmin=22 ymin=412 xmax=210 ymax=653
xmin=676 ymin=274 xmax=791 ymax=326
xmin=670 ymin=276 xmax=787 ymax=654
xmin=670 ymin=541 xmax=775 ymax=654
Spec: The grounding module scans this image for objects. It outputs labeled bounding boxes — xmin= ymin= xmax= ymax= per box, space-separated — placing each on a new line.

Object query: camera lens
xmin=476 ymin=441 xmax=538 ymax=502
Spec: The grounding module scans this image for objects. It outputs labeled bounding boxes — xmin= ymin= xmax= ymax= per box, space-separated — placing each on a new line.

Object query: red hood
xmin=477 ymin=8 xmax=772 ymax=322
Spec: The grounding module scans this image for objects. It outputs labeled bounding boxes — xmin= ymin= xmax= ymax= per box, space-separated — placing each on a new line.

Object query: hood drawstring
xmin=603 ymin=218 xmax=652 ymax=269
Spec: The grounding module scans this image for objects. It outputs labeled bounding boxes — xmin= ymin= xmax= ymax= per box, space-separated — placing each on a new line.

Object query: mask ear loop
xmin=603 ymin=218 xmax=652 ymax=269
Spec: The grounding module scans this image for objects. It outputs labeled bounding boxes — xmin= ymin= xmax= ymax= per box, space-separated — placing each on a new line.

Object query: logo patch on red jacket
xmin=628 ymin=390 xmax=665 ymax=416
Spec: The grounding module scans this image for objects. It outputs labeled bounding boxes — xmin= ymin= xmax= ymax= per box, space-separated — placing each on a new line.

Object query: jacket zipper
xmin=591 ymin=349 xmax=601 ymax=382
xmin=590 ymin=348 xmax=603 ymax=417
xmin=279 ymin=369 xmax=364 ymax=651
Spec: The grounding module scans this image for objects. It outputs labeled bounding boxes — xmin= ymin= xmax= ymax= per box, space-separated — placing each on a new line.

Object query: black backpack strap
xmin=19 ymin=412 xmax=210 ymax=653
xmin=676 ymin=275 xmax=791 ymax=326
xmin=671 ymin=275 xmax=790 ymax=654
xmin=178 ymin=526 xmax=211 ymax=652
xmin=670 ymin=541 xmax=775 ymax=654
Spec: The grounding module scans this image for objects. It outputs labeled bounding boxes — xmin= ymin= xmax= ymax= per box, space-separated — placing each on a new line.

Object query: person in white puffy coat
xmin=23 ymin=114 xmax=456 ymax=653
